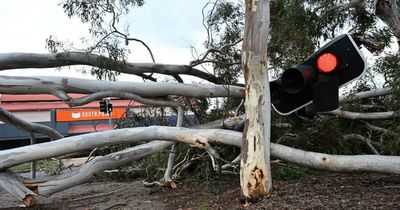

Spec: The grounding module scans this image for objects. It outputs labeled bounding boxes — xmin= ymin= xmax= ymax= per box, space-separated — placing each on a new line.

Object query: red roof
xmin=0 ymin=94 xmax=86 ymax=102
xmin=0 ymin=94 xmax=144 ymax=112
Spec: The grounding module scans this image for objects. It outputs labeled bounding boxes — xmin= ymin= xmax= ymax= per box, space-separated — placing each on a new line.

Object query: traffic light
xmin=99 ymin=99 xmax=113 ymax=114
xmin=107 ymin=103 xmax=113 ymax=114
xmin=270 ymin=34 xmax=366 ymax=115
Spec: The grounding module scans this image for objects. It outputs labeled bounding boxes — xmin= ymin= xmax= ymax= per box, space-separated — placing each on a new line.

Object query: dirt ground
xmin=1 ymin=171 xmax=399 ymax=210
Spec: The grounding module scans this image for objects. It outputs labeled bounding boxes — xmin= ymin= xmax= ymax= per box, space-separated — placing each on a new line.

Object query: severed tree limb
xmin=0 ymin=171 xmax=37 ymax=207
xmin=0 ymin=75 xmax=244 ymax=98
xmin=66 ymin=91 xmax=178 ymax=107
xmin=339 ymin=88 xmax=392 ymax=103
xmin=327 ymin=109 xmax=398 ymax=120
xmin=270 ymin=143 xmax=400 ymax=174
xmin=11 ymin=127 xmax=400 ymax=197
xmin=0 ymin=52 xmax=220 ymax=83
xmin=163 ymin=107 xmax=184 ymax=183
xmin=0 ymin=106 xmax=63 ymax=140
xmin=0 ymin=127 xmax=243 ymax=169
xmin=36 ymin=141 xmax=175 ymax=196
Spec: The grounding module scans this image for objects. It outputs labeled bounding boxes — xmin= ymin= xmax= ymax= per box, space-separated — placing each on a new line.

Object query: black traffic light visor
xmin=271 ymin=34 xmax=367 ymax=115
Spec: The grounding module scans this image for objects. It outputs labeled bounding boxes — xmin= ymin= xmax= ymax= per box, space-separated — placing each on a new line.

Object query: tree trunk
xmin=240 ymin=0 xmax=272 ymax=201
xmin=375 ymin=0 xmax=400 ymax=42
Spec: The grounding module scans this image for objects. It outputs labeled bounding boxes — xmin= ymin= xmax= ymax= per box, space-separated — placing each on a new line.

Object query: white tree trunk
xmin=241 ymin=0 xmax=272 ymax=201
xmin=375 ymin=0 xmax=400 ymax=41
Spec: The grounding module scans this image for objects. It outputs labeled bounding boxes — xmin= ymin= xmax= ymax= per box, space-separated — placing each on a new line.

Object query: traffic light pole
xmin=108 ymin=111 xmax=112 ymax=130
xmin=107 ymin=98 xmax=113 ymax=130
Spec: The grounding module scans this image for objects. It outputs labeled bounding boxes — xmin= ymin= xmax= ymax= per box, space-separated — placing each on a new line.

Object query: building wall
xmin=0 ymin=111 xmax=50 ymax=124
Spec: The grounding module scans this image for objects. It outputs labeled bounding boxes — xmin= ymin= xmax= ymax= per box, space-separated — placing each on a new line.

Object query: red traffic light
xmin=316 ymin=53 xmax=338 ymax=73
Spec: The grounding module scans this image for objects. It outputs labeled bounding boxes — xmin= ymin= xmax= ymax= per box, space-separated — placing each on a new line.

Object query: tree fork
xmin=240 ymin=0 xmax=272 ymax=201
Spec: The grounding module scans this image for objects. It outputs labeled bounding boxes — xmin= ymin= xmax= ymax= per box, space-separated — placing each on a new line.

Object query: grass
xmin=9 ymin=159 xmax=61 ymax=175
xmin=198 ymin=202 xmax=210 ymax=210
xmin=10 ymin=162 xmax=32 ymax=173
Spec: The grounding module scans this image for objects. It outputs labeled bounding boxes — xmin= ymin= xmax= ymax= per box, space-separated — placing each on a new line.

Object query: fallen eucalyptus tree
xmin=1 ymin=126 xmax=399 ymax=201
xmin=0 ymin=75 xmax=244 ymax=99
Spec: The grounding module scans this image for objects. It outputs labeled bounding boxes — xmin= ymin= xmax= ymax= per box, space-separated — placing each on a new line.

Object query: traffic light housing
xmin=99 ymin=99 xmax=113 ymax=114
xmin=270 ymin=34 xmax=366 ymax=115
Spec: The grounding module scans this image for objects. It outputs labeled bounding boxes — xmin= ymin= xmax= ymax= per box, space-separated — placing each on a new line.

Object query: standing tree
xmin=240 ymin=0 xmax=272 ymax=201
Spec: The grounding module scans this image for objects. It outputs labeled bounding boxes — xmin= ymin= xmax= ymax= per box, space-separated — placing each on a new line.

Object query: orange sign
xmin=56 ymin=108 xmax=127 ymax=122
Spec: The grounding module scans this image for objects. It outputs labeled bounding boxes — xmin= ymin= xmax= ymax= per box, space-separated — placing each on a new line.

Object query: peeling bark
xmin=240 ymin=0 xmax=272 ymax=201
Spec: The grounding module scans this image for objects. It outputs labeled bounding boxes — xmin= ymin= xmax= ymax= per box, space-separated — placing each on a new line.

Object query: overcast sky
xmin=0 ymin=0 xmax=212 ymax=80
